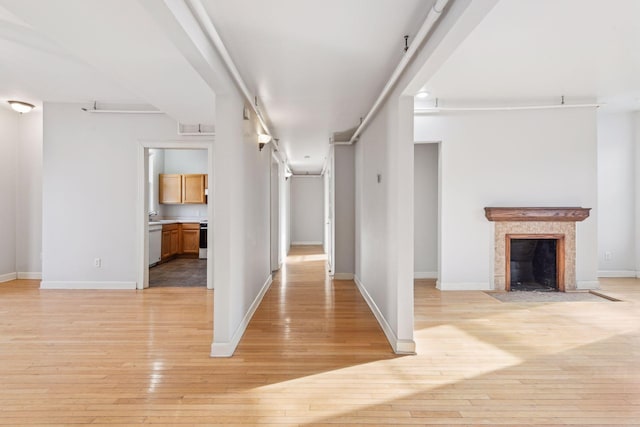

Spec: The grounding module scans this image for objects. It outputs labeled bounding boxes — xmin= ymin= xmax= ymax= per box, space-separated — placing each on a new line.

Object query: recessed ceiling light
xmin=416 ymin=91 xmax=429 ymax=99
xmin=304 ymin=155 xmax=311 ymax=159
xmin=8 ymin=100 xmax=35 ymax=113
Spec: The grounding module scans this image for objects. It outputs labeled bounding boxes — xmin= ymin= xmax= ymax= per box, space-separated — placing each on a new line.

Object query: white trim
xmin=210 ymin=274 xmax=273 ymax=357
xmin=17 ymin=272 xmax=42 ymax=280
xmin=0 ymin=272 xmax=17 ymax=283
xmin=291 ymin=241 xmax=323 ymax=245
xmin=597 ymin=270 xmax=637 ymax=278
xmin=354 ymin=275 xmax=416 ymax=355
xmin=332 ymin=273 xmax=354 ymax=280
xmin=40 ymin=281 xmax=136 ymax=290
xmin=436 ymin=281 xmax=491 ymax=291
xmin=414 ymin=271 xmax=438 ymax=279
xmin=577 ymin=280 xmax=600 ymax=290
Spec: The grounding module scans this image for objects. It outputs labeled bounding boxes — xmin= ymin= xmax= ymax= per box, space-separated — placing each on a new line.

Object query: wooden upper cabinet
xmin=159 ymin=174 xmax=182 ymax=204
xmin=182 ymin=174 xmax=206 ymax=204
xmin=159 ymin=173 xmax=208 ymax=204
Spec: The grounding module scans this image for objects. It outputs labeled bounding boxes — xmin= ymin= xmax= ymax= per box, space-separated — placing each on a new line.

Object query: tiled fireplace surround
xmin=485 ymin=207 xmax=591 ymax=292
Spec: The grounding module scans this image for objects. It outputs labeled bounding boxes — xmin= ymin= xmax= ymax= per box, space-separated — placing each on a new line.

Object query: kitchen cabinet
xmin=182 ymin=174 xmax=206 ymax=204
xmin=159 ymin=174 xmax=182 ymax=204
xmin=159 ymin=174 xmax=207 ymax=204
xmin=161 ymin=223 xmax=180 ymax=260
xmin=181 ymin=223 xmax=200 ymax=255
xmin=160 ymin=223 xmax=200 ymax=261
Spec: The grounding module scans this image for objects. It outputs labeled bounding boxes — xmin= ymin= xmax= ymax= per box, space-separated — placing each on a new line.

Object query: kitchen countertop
xmin=149 ymin=219 xmax=203 ymax=226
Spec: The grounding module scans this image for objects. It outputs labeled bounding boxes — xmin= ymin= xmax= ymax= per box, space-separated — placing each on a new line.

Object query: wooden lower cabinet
xmin=161 ymin=223 xmax=200 ymax=261
xmin=161 ymin=223 xmax=179 ymax=260
xmin=181 ymin=224 xmax=200 ymax=255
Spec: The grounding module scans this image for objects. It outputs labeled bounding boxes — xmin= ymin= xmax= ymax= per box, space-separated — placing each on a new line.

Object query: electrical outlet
xmin=604 ymin=251 xmax=612 ymax=261
xmin=94 ymin=258 xmax=102 ymax=268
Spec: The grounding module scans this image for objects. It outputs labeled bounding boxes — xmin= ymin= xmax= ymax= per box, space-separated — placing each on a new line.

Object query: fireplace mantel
xmin=484 ymin=207 xmax=591 ymax=222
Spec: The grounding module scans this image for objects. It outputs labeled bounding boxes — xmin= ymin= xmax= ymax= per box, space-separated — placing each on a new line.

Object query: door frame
xmin=136 ymin=139 xmax=214 ymax=290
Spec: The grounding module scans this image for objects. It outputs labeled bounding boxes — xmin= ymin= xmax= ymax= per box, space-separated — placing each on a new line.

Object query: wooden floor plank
xmin=0 ymin=246 xmax=639 ymax=425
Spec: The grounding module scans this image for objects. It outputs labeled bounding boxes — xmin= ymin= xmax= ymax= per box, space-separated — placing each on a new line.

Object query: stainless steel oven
xmin=199 ymin=221 xmax=207 ymax=259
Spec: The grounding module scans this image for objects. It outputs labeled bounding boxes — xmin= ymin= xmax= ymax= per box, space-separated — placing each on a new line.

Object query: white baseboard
xmin=291 ymin=241 xmax=323 ymax=245
xmin=333 ymin=273 xmax=354 ymax=280
xmin=436 ymin=281 xmax=491 ymax=291
xmin=414 ymin=271 xmax=438 ymax=279
xmin=353 ymin=275 xmax=416 ymax=355
xmin=210 ymin=274 xmax=273 ymax=357
xmin=0 ymin=272 xmax=17 ymax=283
xmin=40 ymin=281 xmax=136 ymax=290
xmin=17 ymin=272 xmax=42 ymax=280
xmin=577 ymin=280 xmax=600 ymax=290
xmin=597 ymin=270 xmax=637 ymax=278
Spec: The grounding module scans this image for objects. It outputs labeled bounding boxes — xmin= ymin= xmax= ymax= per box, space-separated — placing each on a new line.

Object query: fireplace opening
xmin=508 ymin=238 xmax=562 ymax=292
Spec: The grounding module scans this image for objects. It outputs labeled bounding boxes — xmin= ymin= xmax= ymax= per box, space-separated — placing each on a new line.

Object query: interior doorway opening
xmin=136 ymin=141 xmax=214 ymax=290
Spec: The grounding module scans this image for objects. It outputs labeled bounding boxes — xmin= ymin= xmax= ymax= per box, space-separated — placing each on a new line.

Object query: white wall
xmin=597 ymin=111 xmax=636 ymax=277
xmin=291 ymin=176 xmax=324 ymax=244
xmin=283 ymin=172 xmax=291 ymax=257
xmin=15 ymin=110 xmax=43 ymax=277
xmin=355 ymin=95 xmax=415 ymax=352
xmin=211 ymin=94 xmax=272 ymax=356
xmin=160 ymin=148 xmax=208 ymax=219
xmin=41 ymin=103 xmax=200 ymax=288
xmin=163 ymin=148 xmax=208 ymax=173
xmin=415 ymin=108 xmax=599 ymax=289
xmin=0 ymin=108 xmax=18 ymax=280
xmin=334 ymin=145 xmax=355 ymax=276
xmin=414 ymin=143 xmax=438 ymax=277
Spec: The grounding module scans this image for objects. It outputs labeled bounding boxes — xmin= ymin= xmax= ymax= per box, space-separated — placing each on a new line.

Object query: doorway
xmin=136 ymin=141 xmax=214 ymax=290
xmin=413 ymin=142 xmax=440 ymax=283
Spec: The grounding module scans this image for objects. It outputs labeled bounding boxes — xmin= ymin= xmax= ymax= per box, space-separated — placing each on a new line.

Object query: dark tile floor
xmin=149 ymin=258 xmax=207 ymax=287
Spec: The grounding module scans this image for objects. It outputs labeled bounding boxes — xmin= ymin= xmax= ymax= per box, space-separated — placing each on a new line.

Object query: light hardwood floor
xmin=0 ymin=246 xmax=639 ymax=425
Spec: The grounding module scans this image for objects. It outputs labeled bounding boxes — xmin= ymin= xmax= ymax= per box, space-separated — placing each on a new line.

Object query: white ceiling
xmin=200 ymin=0 xmax=434 ymax=173
xmin=0 ymin=0 xmax=436 ymax=173
xmin=417 ymin=0 xmax=640 ymax=111
xmin=0 ymin=0 xmax=215 ymax=123
xmin=4 ymin=0 xmax=639 ymax=172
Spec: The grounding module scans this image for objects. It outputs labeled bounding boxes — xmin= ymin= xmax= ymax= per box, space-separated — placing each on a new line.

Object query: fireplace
xmin=485 ymin=207 xmax=590 ymax=292
xmin=506 ymin=235 xmax=564 ymax=292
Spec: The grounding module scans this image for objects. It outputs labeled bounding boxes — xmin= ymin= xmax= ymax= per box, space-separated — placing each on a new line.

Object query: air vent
xmin=178 ymin=123 xmax=215 ymax=136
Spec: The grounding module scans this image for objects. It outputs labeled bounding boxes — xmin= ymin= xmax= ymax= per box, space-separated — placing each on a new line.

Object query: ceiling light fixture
xmin=8 ymin=100 xmax=35 ymax=113
xmin=416 ymin=91 xmax=430 ymax=99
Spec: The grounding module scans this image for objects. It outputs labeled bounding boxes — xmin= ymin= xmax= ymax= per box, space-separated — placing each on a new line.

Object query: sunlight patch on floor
xmin=287 ymin=254 xmax=327 ymax=263
xmin=243 ymin=335 xmax=521 ymax=423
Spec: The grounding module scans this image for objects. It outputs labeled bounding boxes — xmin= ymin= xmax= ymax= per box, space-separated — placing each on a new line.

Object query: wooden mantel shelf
xmin=484 ymin=207 xmax=591 ymax=222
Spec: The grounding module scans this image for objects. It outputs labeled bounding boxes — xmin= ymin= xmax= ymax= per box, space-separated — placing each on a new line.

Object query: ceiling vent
xmin=178 ymin=123 xmax=215 ymax=136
